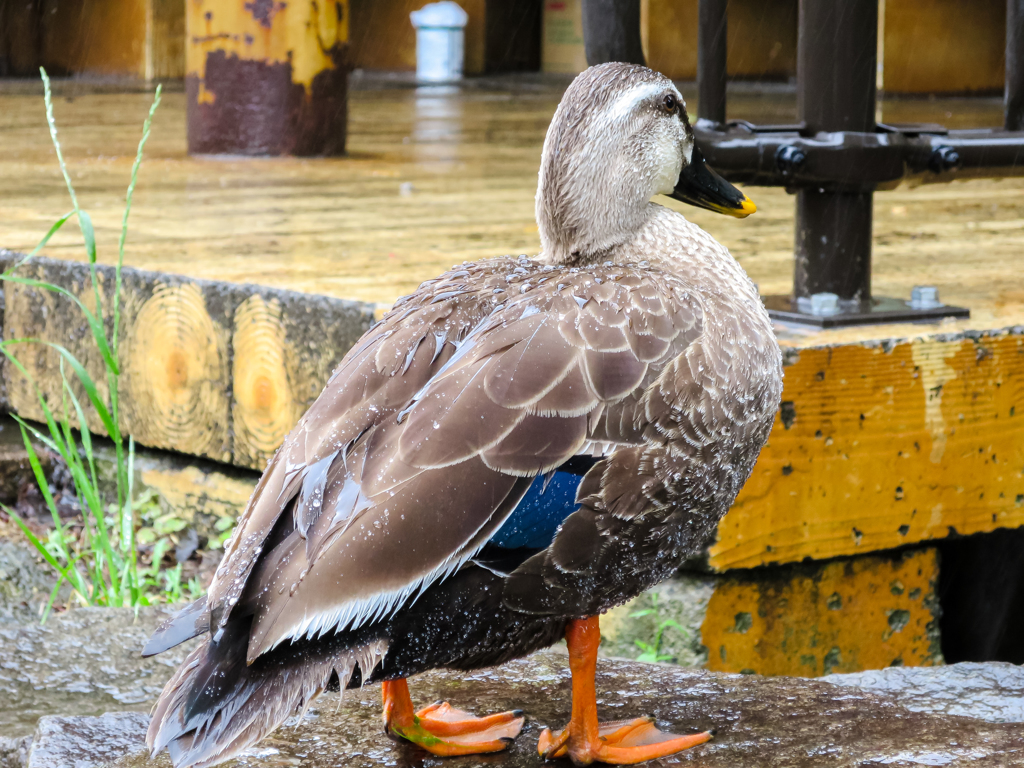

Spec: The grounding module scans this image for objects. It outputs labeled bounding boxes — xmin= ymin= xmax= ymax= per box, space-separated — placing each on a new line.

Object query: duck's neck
xmin=536 ymin=148 xmax=658 ymax=265
xmin=540 ymin=203 xmax=751 ymax=293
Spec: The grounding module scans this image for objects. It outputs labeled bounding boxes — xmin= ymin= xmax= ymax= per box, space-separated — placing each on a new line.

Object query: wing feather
xmin=202 ymin=258 xmax=706 ymax=665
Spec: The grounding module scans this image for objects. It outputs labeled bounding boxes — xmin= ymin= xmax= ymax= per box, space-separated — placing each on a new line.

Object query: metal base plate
xmin=763 ymin=295 xmax=970 ymax=328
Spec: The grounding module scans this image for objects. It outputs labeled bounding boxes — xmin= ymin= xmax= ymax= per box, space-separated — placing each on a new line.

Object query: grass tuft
xmin=0 ymin=69 xmax=176 ymax=616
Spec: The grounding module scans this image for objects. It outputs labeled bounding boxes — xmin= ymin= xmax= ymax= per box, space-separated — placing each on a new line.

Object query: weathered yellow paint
xmin=702 ymin=549 xmax=941 ymax=677
xmin=711 ymin=332 xmax=1024 ymax=571
xmin=232 ymin=294 xmax=303 ymax=468
xmin=186 ymin=0 xmax=349 ymax=93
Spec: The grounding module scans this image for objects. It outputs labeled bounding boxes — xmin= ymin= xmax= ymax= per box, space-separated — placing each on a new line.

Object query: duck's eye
xmin=663 ymin=94 xmax=678 ymax=113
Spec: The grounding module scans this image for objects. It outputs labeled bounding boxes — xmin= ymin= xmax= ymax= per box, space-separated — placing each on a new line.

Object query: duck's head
xmin=536 ymin=62 xmax=755 ymax=265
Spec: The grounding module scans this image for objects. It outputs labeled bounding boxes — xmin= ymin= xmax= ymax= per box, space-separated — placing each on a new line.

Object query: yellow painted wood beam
xmin=712 ymin=331 xmax=1024 ymax=571
xmin=704 ymin=548 xmax=941 ymax=675
xmin=602 ymin=548 xmax=942 ymax=676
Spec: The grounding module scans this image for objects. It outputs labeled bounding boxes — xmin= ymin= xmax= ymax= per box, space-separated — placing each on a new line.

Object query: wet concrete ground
xmin=105 ymin=650 xmax=1024 ymax=767
xmin=0 ymin=76 xmax=1021 ymax=347
xmin=0 ymin=607 xmax=199 ymax=739
xmin=0 ymin=601 xmax=1022 ymax=766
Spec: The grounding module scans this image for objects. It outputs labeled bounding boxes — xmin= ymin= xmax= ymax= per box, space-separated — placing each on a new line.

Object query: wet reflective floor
xmin=0 ymin=75 xmax=1022 ymax=344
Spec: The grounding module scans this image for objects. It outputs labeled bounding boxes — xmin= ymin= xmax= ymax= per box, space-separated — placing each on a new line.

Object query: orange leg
xmin=537 ymin=616 xmax=713 ymax=765
xmin=382 ymin=677 xmax=524 ymax=757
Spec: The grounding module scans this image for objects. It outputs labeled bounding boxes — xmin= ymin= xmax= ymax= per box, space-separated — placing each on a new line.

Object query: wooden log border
xmin=0 ymin=250 xmax=375 ymax=470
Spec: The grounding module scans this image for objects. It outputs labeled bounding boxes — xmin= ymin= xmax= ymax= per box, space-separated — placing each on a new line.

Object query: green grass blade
xmin=9 ymin=413 xmax=59 ymax=454
xmin=78 ymin=209 xmax=97 ymax=264
xmin=40 ymin=574 xmax=67 ymax=622
xmin=77 ymin=208 xmax=108 ymax=354
xmin=6 ymin=507 xmax=75 ymax=582
xmin=59 ymin=362 xmax=102 ymax=504
xmin=0 ymin=278 xmax=119 ymax=375
xmin=114 ymin=84 xmax=162 ymax=355
xmin=5 ymin=498 xmax=89 ymax=604
xmin=5 ymin=338 xmax=118 ymax=438
xmin=121 ymin=436 xmax=135 ymax=550
xmin=58 ymin=370 xmax=116 ymax=580
xmin=9 ymin=211 xmax=73 ymax=269
xmin=18 ymin=418 xmax=67 ymax=537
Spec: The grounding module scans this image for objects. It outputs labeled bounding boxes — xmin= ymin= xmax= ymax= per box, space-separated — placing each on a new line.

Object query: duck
xmin=143 ymin=62 xmax=783 ymax=768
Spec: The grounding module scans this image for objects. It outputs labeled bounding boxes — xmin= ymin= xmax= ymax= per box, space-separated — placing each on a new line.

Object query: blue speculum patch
xmin=490 ymin=471 xmax=583 ymax=549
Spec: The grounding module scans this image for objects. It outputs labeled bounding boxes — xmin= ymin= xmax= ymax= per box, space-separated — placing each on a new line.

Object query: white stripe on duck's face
xmin=604 ymin=81 xmax=693 ymax=198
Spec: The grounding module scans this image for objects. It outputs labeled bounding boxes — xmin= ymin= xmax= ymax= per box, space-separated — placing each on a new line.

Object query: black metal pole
xmin=794 ymin=0 xmax=878 ymax=303
xmin=698 ymin=0 xmax=728 ymax=124
xmin=1007 ymin=0 xmax=1024 ymax=130
xmin=580 ymin=0 xmax=646 ymax=67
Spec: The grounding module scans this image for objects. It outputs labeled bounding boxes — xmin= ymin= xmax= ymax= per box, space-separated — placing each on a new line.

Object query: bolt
xmin=928 ymin=146 xmax=961 ymax=174
xmin=909 ymin=285 xmax=942 ymax=310
xmin=776 ymin=144 xmax=807 ymax=177
xmin=809 ymin=292 xmax=840 ymax=316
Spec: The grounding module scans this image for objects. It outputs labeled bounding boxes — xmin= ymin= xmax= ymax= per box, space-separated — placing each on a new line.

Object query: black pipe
xmin=697 ymin=0 xmax=728 ymax=125
xmin=1007 ymin=0 xmax=1024 ymax=130
xmin=580 ymin=0 xmax=645 ymax=67
xmin=794 ymin=0 xmax=878 ymax=302
xmin=795 ymin=190 xmax=873 ymax=302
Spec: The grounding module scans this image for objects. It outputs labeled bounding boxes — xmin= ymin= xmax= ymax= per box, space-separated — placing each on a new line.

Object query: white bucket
xmin=410 ymin=2 xmax=469 ymax=82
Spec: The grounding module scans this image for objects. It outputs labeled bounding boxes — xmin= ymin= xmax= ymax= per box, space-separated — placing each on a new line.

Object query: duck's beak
xmin=668 ymin=145 xmax=756 ymax=218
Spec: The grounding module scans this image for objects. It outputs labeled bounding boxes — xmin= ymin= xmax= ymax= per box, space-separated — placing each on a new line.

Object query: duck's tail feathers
xmin=142 ymin=596 xmax=210 ymax=657
xmin=147 ymin=618 xmax=388 ymax=768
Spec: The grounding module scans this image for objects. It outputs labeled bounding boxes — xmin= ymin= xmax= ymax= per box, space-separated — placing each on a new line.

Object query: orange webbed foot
xmin=538 ymin=717 xmax=713 ymax=765
xmin=540 ymin=616 xmax=714 ymax=765
xmin=383 ymin=679 xmax=524 ymax=757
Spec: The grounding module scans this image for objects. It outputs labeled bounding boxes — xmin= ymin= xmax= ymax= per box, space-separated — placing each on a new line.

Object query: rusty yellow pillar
xmin=185 ymin=0 xmax=350 ymax=155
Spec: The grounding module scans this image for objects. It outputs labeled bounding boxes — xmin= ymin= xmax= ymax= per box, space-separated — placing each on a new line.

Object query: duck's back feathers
xmin=209 ymin=258 xmax=704 ymax=658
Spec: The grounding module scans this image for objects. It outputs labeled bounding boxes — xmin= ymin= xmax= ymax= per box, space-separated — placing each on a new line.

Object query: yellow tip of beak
xmin=733 ymin=195 xmax=757 ymax=218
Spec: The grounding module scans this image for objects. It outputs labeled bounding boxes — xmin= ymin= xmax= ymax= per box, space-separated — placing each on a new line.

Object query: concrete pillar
xmin=185 ymin=0 xmax=350 ymax=156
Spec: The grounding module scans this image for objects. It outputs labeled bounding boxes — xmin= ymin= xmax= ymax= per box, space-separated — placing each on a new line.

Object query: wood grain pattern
xmin=231 ymin=294 xmax=302 ymax=468
xmin=121 ymin=281 xmax=231 ymax=462
xmin=0 ymin=253 xmax=374 ymax=469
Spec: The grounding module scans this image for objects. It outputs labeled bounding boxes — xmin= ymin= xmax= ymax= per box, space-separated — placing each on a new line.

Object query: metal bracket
xmin=695 ymin=123 xmax=1024 ymax=193
xmin=763 ymin=292 xmax=971 ymax=329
